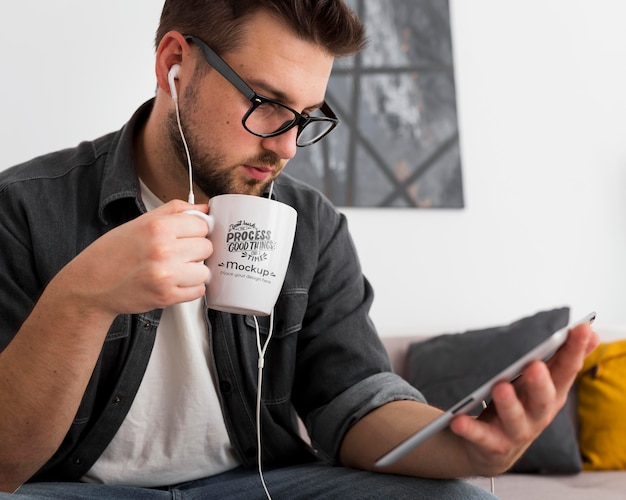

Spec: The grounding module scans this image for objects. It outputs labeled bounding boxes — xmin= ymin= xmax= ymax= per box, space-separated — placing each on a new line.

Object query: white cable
xmin=268 ymin=180 xmax=275 ymax=200
xmin=481 ymin=400 xmax=495 ymax=495
xmin=174 ymin=99 xmax=195 ymax=204
xmin=253 ymin=311 xmax=275 ymax=500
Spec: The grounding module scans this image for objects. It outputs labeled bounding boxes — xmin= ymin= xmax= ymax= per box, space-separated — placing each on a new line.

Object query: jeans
xmin=5 ymin=464 xmax=498 ymax=499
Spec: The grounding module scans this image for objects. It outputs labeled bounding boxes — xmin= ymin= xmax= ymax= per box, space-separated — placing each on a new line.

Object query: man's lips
xmin=243 ymin=164 xmax=274 ymax=181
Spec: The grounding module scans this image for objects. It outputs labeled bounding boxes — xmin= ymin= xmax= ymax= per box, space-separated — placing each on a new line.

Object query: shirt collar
xmin=98 ymin=99 xmax=154 ymax=225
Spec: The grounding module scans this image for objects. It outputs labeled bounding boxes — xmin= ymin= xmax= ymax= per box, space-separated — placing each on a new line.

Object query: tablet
xmin=374 ymin=311 xmax=597 ymax=468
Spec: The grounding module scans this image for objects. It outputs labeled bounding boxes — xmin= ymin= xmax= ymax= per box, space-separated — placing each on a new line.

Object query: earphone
xmin=168 ymin=64 xmax=181 ymax=103
xmin=168 ymin=63 xmax=195 ymax=203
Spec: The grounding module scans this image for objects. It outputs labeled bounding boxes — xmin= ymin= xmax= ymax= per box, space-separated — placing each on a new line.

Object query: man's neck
xmin=133 ymin=102 xmax=198 ymax=204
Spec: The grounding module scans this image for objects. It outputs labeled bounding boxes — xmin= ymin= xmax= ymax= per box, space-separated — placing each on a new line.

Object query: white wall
xmin=0 ymin=1 xmax=161 ymax=163
xmin=349 ymin=0 xmax=626 ymax=340
xmin=2 ymin=1 xmax=625 ymax=340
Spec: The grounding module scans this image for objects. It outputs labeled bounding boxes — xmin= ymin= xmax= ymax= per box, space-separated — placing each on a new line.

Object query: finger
xmin=517 ymin=361 xmax=557 ymax=412
xmin=180 ymin=236 xmax=213 ymax=262
xmin=450 ymin=413 xmax=505 ymax=452
xmin=172 ymin=283 xmax=208 ymax=305
xmin=547 ymin=323 xmax=596 ymax=394
xmin=146 ymin=200 xmax=211 ymax=235
xmin=489 ymin=380 xmax=537 ymax=441
xmin=175 ymin=212 xmax=213 ymax=237
xmin=175 ymin=261 xmax=211 ymax=288
xmin=452 ymin=366 xmax=553 ymax=446
xmin=155 ymin=199 xmax=209 ymax=216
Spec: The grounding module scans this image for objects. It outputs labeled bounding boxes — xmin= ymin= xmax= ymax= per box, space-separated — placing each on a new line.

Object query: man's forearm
xmin=0 ymin=271 xmax=116 ymax=492
xmin=338 ymin=400 xmax=478 ymax=479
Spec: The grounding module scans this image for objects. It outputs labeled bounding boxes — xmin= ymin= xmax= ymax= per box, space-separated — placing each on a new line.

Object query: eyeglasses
xmin=184 ymin=35 xmax=339 ymax=147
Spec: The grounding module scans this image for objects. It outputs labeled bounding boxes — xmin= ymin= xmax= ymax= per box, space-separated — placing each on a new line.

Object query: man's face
xmin=169 ymin=11 xmax=335 ymax=199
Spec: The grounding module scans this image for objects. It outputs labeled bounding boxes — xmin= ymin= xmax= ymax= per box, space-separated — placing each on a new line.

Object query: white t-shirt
xmin=83 ymin=182 xmax=239 ymax=486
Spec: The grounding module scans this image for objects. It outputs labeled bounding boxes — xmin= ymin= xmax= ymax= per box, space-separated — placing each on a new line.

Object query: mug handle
xmin=184 ymin=209 xmax=215 ymax=234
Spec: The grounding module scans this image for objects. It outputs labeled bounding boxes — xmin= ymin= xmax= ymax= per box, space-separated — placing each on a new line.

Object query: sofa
xmin=381 ymin=310 xmax=626 ymax=500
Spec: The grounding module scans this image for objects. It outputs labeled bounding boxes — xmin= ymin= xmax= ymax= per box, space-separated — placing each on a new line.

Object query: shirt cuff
xmin=306 ymin=372 xmax=425 ymax=464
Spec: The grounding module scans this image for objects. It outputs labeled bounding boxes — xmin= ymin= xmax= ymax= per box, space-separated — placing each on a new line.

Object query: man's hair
xmin=155 ymin=0 xmax=367 ymax=57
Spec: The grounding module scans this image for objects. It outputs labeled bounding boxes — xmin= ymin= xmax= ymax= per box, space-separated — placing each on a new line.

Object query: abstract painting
xmin=285 ymin=0 xmax=464 ymax=208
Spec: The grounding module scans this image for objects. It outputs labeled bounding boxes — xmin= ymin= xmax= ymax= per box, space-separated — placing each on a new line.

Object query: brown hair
xmin=155 ymin=0 xmax=367 ymax=57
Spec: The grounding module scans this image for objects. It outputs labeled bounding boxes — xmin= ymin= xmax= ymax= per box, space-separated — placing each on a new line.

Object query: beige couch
xmin=382 ymin=335 xmax=626 ymax=499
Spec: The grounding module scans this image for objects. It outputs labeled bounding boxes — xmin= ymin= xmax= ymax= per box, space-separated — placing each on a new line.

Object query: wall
xmin=1 ymin=1 xmax=625 ymax=339
xmin=350 ymin=0 xmax=626 ymax=339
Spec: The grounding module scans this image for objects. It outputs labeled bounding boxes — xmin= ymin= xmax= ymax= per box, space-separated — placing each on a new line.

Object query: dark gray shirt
xmin=0 ymin=100 xmax=423 ymax=482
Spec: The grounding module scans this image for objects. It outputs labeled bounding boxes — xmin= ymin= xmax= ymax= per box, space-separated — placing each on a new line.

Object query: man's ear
xmin=155 ymin=31 xmax=189 ymax=98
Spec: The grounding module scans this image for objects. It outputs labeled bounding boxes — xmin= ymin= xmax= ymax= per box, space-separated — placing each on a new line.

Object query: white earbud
xmin=168 ymin=64 xmax=181 ymax=103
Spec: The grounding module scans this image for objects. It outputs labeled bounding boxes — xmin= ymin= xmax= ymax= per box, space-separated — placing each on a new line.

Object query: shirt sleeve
xmin=288 ymin=194 xmax=425 ymax=464
xmin=0 ymin=176 xmax=42 ymax=351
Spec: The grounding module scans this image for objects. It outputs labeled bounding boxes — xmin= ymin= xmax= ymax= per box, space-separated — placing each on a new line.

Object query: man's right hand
xmin=64 ymin=199 xmax=214 ymax=316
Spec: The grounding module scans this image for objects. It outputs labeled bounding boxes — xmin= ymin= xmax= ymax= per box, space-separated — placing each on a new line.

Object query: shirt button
xmin=72 ymin=457 xmax=83 ymax=465
xmin=219 ymin=380 xmax=233 ymax=394
xmin=143 ymin=321 xmax=152 ymax=330
xmin=112 ymin=395 xmax=123 ymax=405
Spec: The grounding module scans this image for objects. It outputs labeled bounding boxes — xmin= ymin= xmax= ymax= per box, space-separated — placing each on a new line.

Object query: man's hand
xmin=449 ymin=321 xmax=598 ymax=476
xmin=64 ymin=199 xmax=213 ymax=316
xmin=339 ymin=322 xmax=599 ymax=478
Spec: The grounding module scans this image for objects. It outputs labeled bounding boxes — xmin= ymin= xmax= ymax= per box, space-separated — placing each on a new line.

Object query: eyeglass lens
xmin=245 ymin=103 xmax=334 ymax=146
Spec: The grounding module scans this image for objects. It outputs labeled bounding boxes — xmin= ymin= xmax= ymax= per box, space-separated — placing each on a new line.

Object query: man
xmin=0 ymin=1 xmax=596 ymax=498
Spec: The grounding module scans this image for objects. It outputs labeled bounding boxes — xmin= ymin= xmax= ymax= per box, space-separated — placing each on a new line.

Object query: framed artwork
xmin=286 ymin=0 xmax=464 ymax=208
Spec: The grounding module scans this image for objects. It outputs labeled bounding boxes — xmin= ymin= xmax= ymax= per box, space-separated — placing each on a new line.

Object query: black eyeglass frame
xmin=184 ymin=34 xmax=339 ymax=147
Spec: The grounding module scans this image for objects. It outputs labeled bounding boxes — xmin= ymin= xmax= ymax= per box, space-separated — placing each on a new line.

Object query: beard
xmin=166 ymin=80 xmax=282 ymax=199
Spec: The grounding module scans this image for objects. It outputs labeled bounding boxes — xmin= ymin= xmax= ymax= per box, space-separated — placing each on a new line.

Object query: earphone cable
xmin=173 ymin=99 xmax=195 ymax=204
xmin=481 ymin=399 xmax=495 ymax=495
xmin=253 ymin=311 xmax=275 ymax=500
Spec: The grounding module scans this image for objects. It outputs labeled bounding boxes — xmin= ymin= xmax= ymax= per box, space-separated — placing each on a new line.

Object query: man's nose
xmin=260 ymin=127 xmax=299 ymax=161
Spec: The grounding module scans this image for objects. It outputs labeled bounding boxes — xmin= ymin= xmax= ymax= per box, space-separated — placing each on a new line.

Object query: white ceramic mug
xmin=186 ymin=194 xmax=297 ymax=316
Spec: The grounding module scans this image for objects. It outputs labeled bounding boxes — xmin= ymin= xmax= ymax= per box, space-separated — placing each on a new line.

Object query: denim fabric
xmin=7 ymin=464 xmax=498 ymax=499
xmin=0 ymin=99 xmax=424 ymax=482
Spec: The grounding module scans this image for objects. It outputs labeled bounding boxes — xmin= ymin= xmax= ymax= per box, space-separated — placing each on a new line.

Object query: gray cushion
xmin=406 ymin=307 xmax=582 ymax=474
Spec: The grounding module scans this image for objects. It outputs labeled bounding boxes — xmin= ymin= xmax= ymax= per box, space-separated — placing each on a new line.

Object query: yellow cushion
xmin=577 ymin=339 xmax=626 ymax=470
